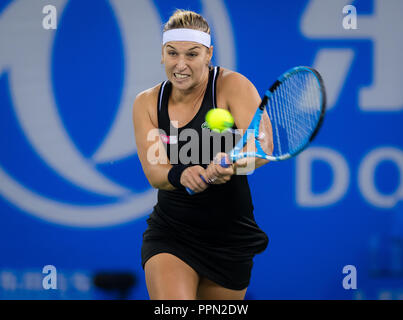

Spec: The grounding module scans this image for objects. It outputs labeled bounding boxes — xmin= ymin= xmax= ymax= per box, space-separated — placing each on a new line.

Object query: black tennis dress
xmin=141 ymin=66 xmax=268 ymax=290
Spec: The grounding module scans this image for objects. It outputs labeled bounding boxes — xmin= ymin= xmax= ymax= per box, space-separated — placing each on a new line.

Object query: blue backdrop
xmin=1 ymin=0 xmax=402 ymax=300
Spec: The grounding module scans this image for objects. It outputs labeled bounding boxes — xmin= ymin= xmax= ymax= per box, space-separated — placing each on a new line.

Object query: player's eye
xmin=168 ymin=51 xmax=177 ymax=56
xmin=187 ymin=52 xmax=198 ymax=57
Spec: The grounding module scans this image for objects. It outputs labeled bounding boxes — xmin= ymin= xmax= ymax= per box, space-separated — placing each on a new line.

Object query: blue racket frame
xmin=187 ymin=66 xmax=326 ymax=193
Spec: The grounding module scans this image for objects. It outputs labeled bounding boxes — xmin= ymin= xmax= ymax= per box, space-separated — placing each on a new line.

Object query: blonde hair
xmin=163 ymin=9 xmax=210 ymax=34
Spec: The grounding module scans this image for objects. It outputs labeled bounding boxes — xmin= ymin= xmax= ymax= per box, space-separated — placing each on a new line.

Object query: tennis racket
xmin=186 ymin=66 xmax=326 ymax=195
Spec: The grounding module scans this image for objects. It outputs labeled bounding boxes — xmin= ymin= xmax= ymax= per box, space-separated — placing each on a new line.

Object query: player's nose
xmin=176 ymin=56 xmax=187 ymax=70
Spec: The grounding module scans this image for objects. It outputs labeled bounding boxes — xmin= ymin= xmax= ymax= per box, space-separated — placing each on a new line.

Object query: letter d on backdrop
xmin=296 ymin=147 xmax=349 ymax=207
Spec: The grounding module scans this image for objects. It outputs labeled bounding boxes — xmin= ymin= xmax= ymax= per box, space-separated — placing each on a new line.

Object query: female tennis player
xmin=132 ymin=9 xmax=271 ymax=300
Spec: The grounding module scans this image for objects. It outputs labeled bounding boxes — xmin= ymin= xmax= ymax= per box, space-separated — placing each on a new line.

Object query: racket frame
xmin=223 ymin=66 xmax=326 ymax=166
xmin=188 ymin=66 xmax=326 ymax=191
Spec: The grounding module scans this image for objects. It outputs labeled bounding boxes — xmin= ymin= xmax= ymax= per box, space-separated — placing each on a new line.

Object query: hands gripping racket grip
xmin=185 ymin=158 xmax=231 ymax=195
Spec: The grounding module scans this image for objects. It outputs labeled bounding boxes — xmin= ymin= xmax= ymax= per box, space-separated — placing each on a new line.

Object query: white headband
xmin=162 ymin=28 xmax=211 ymax=48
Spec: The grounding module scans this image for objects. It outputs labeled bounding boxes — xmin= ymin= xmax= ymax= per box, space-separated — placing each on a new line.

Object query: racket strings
xmin=288 ymin=73 xmax=319 ymax=151
xmin=257 ymin=110 xmax=273 ymax=156
xmin=290 ymin=74 xmax=319 ymax=149
xmin=266 ymin=70 xmax=322 ymax=158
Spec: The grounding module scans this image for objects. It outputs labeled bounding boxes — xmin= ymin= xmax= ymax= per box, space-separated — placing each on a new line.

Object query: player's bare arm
xmin=133 ymin=87 xmax=208 ymax=192
xmin=132 ymin=87 xmax=175 ymax=190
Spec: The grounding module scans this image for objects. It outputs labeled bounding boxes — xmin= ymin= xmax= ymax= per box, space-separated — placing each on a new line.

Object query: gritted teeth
xmin=174 ymin=73 xmax=190 ymax=79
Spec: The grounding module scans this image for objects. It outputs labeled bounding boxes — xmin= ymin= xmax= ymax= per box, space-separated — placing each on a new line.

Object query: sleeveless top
xmin=152 ymin=66 xmax=268 ymax=254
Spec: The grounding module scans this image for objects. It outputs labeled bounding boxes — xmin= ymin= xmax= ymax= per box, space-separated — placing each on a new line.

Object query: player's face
xmin=162 ymin=41 xmax=213 ymax=91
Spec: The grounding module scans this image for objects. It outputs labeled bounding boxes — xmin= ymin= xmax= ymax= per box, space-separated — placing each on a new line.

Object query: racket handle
xmin=220 ymin=157 xmax=231 ymax=168
xmin=186 ymin=175 xmax=208 ymax=195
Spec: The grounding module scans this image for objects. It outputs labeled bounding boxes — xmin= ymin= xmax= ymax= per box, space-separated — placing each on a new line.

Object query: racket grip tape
xmin=220 ymin=157 xmax=230 ymax=168
xmin=185 ymin=175 xmax=208 ymax=195
xmin=186 ymin=187 xmax=195 ymax=195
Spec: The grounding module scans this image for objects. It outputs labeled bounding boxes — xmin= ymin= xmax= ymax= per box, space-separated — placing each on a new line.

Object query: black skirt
xmin=141 ymin=206 xmax=268 ymax=290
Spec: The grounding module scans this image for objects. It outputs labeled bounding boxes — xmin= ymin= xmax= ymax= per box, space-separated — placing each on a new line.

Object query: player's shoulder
xmin=133 ymin=82 xmax=163 ymax=115
xmin=217 ymin=67 xmax=255 ymax=93
xmin=134 ymin=83 xmax=161 ymax=106
xmin=132 ymin=82 xmax=163 ymax=127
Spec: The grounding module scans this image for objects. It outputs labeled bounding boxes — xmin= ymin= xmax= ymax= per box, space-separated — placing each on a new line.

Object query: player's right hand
xmin=180 ymin=165 xmax=209 ymax=193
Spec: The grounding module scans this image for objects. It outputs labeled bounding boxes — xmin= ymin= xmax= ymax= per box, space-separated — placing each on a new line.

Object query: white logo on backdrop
xmin=0 ymin=0 xmax=236 ymax=227
xmin=298 ymin=0 xmax=403 ymax=208
xmin=301 ymin=0 xmax=403 ymax=111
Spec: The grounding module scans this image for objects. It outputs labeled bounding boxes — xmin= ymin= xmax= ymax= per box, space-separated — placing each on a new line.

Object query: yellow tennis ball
xmin=205 ymin=108 xmax=234 ymax=133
